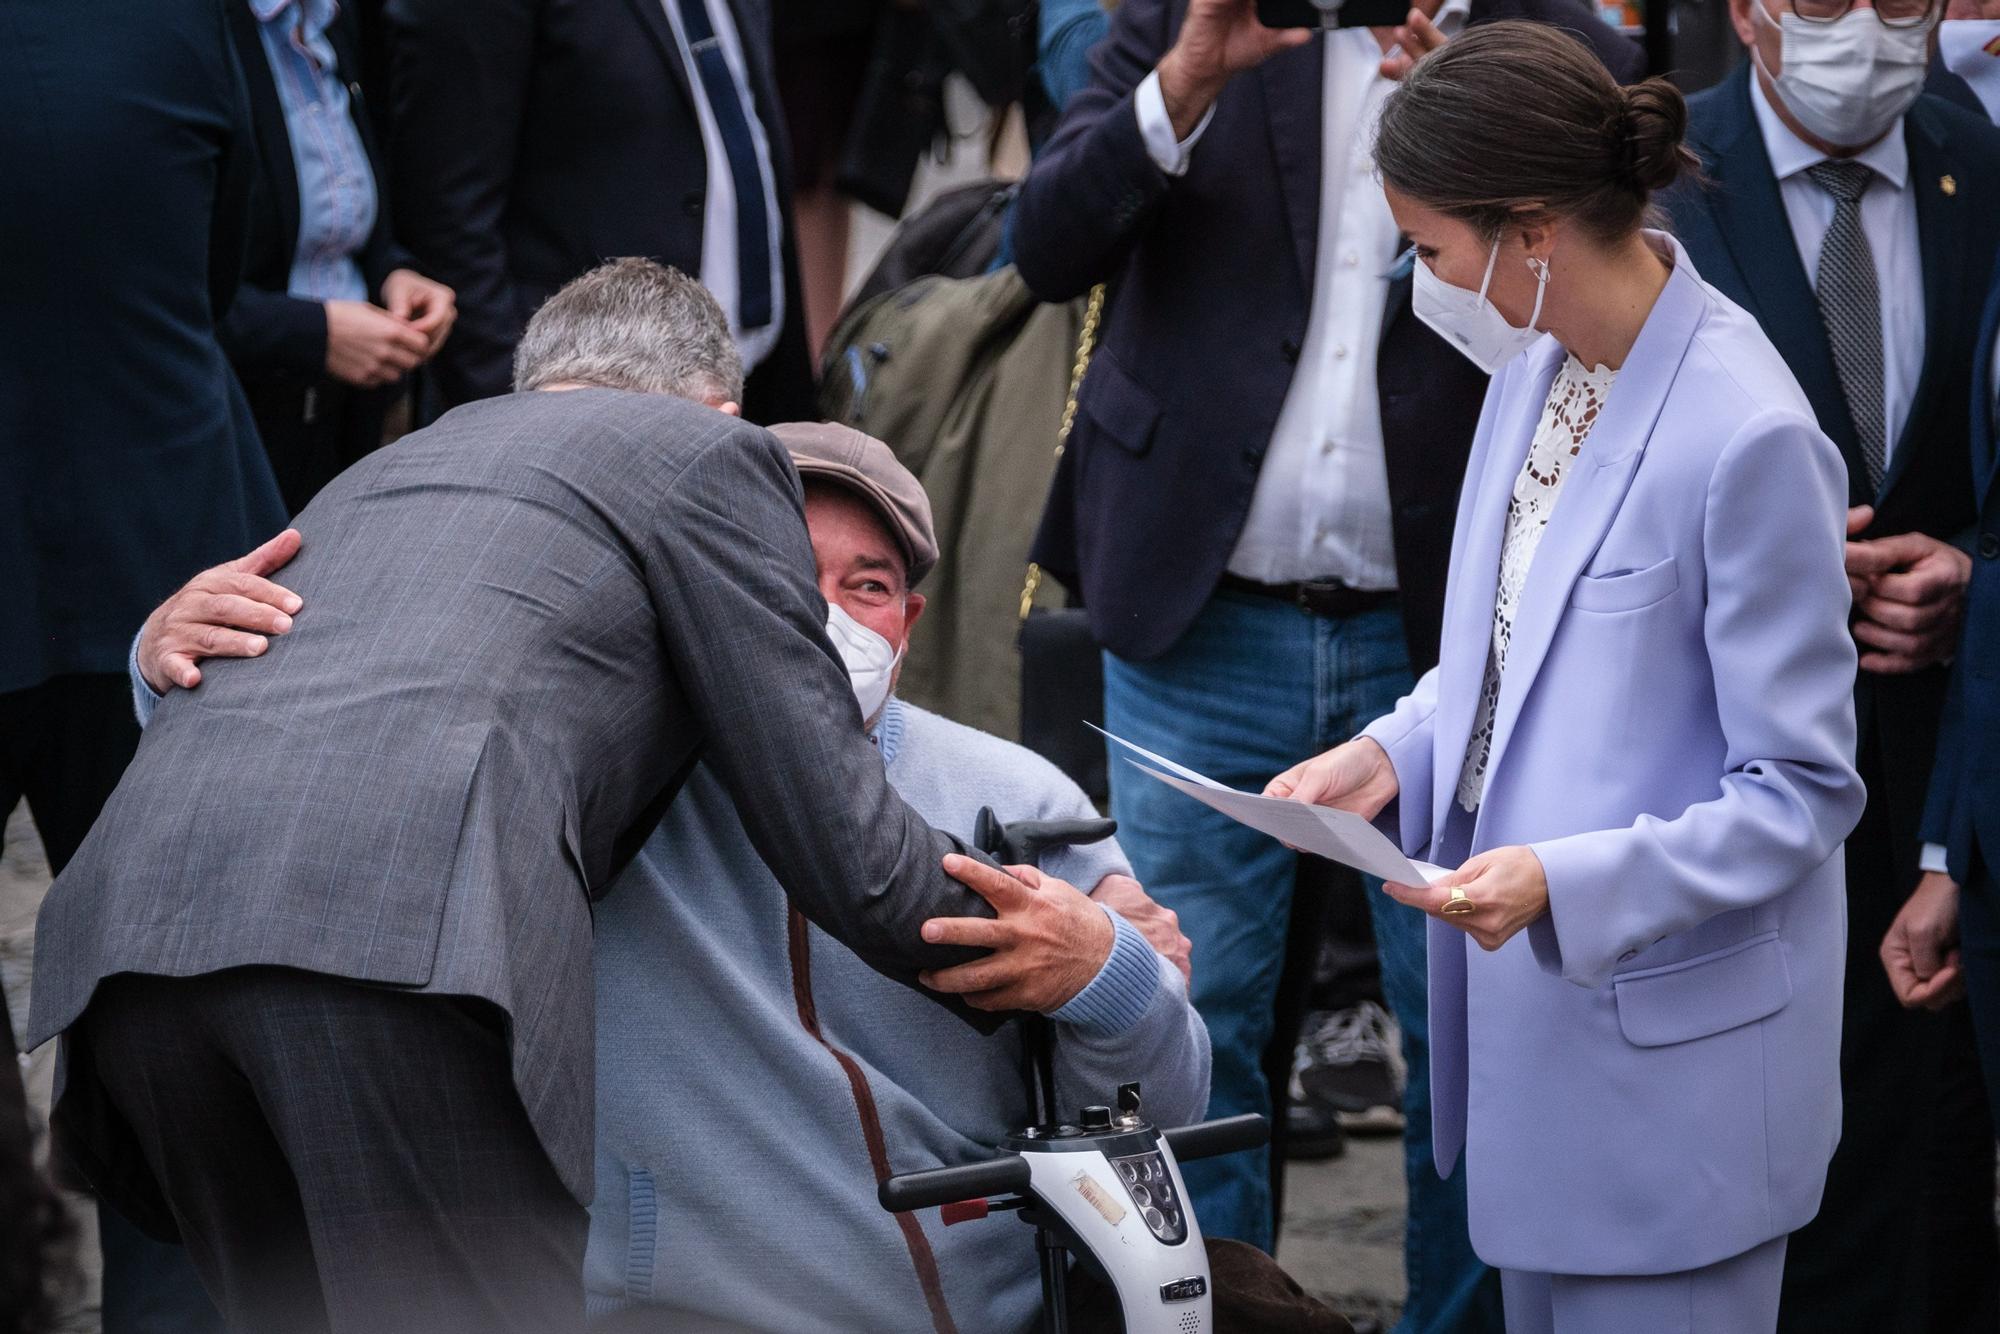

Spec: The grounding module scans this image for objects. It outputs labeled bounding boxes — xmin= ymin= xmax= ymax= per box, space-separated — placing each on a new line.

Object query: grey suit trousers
xmin=79 ymin=968 xmax=587 ymax=1334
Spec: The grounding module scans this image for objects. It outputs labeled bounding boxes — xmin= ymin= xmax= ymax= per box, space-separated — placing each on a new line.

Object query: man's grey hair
xmin=511 ymin=257 xmax=746 ymax=403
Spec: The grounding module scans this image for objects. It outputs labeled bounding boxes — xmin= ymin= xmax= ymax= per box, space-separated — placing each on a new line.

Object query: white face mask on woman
xmin=1752 ymin=5 xmax=1931 ymax=149
xmin=1412 ymin=239 xmax=1550 ymax=375
xmin=824 ymin=601 xmax=903 ymax=725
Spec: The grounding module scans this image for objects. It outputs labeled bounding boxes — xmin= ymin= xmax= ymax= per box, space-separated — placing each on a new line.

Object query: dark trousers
xmin=78 ymin=968 xmax=588 ymax=1334
xmin=0 ymin=673 xmax=140 ymax=881
xmin=242 ymin=376 xmax=395 ymax=516
xmin=3 ymin=673 xmax=137 ymax=1116
xmin=0 ymin=674 xmax=224 ymax=1333
xmin=1964 ymin=863 xmax=2000 ymax=1126
xmin=1 ymin=672 xmax=126 ymax=1094
xmin=1779 ymin=754 xmax=2000 ymax=1333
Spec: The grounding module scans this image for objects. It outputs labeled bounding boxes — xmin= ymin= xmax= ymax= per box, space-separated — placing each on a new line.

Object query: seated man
xmin=129 ymin=275 xmax=1209 ymax=1332
xmin=580 ymin=421 xmax=1209 ymax=1332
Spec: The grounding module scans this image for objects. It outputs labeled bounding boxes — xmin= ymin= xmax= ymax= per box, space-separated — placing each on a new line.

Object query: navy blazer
xmin=1923 ymin=272 xmax=2000 ymax=884
xmin=1927 ymin=57 xmax=1986 ymax=120
xmin=1011 ymin=0 xmax=1641 ymax=670
xmin=1660 ymin=65 xmax=2000 ymax=864
xmin=0 ymin=0 xmax=287 ymax=694
xmin=381 ymin=0 xmax=815 ymax=423
xmin=219 ymin=0 xmax=413 ymax=383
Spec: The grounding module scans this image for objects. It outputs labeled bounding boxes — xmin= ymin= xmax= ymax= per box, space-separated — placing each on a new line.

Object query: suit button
xmin=1981 ymin=532 xmax=1999 ymax=560
xmin=1280 ymin=338 xmax=1301 ymax=363
xmin=681 ymin=190 xmax=705 ymax=219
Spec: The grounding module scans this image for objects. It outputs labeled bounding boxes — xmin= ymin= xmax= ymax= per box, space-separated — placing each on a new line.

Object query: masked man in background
xmin=1661 ymin=2 xmax=2000 ymax=1326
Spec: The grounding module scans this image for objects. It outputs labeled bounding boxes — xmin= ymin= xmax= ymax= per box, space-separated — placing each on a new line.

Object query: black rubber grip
xmin=1163 ymin=1113 xmax=1270 ymax=1163
xmin=879 ymin=1155 xmax=1033 ymax=1213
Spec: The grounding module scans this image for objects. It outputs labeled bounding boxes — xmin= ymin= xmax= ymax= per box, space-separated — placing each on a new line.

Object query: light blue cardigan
xmin=581 ymin=697 xmax=1209 ymax=1332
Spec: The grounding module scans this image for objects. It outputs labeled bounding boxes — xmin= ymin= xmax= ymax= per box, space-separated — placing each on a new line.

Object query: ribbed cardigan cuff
xmin=129 ymin=629 xmax=161 ymax=727
xmin=1051 ymin=907 xmax=1160 ymax=1037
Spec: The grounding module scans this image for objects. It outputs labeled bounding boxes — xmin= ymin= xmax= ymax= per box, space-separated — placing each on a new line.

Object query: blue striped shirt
xmin=249 ymin=0 xmax=375 ymax=302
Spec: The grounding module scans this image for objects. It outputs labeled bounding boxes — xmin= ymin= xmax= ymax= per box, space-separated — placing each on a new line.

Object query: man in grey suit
xmin=26 ymin=260 xmax=1118 ymax=1334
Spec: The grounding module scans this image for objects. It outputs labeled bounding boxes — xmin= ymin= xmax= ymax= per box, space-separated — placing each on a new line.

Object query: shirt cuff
xmin=1920 ymin=842 xmax=1950 ymax=876
xmin=1134 ymin=68 xmax=1214 ymax=177
xmin=129 ymin=629 xmax=161 ymax=729
xmin=1052 ymin=905 xmax=1162 ymax=1037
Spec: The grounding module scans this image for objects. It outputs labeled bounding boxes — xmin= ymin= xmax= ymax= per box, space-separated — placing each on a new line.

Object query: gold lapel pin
xmin=1941 ymin=174 xmax=1958 ymax=197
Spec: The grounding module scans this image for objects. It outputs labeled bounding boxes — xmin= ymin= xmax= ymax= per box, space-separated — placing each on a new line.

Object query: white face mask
xmin=1412 ymin=239 xmax=1549 ymax=375
xmin=825 ymin=601 xmax=903 ymax=725
xmin=1752 ymin=6 xmax=1931 ymax=150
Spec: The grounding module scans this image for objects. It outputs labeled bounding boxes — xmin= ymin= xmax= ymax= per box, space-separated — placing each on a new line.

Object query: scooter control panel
xmin=1110 ymin=1149 xmax=1187 ymax=1244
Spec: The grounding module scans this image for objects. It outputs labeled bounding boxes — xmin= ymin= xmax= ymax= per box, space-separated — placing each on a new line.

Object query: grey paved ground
xmin=5 ymin=800 xmax=1404 ymax=1331
xmin=1280 ymin=1138 xmax=1408 ymax=1329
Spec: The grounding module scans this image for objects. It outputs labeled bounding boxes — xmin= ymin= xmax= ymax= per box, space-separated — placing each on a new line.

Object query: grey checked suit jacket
xmin=29 ymin=389 xmax=996 ymax=1206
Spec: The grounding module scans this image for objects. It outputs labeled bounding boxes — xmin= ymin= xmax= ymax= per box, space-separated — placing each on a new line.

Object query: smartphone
xmin=1255 ymin=0 xmax=1411 ymax=28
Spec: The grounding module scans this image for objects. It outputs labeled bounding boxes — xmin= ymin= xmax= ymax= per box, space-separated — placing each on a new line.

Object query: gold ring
xmin=1440 ymin=887 xmax=1476 ymax=917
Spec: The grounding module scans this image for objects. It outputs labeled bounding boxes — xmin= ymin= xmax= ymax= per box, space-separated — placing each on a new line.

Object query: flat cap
xmin=771 ymin=421 xmax=938 ymax=588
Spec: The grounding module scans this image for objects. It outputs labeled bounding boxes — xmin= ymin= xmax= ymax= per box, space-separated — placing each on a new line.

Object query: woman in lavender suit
xmin=1267 ymin=26 xmax=1864 ymax=1332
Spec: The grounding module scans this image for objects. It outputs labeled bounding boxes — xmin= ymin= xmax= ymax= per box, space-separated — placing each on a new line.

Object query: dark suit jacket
xmin=1010 ymin=0 xmax=1642 ymax=671
xmin=218 ymin=0 xmax=412 ymax=382
xmin=1661 ymin=66 xmax=2000 ymax=877
xmin=30 ymin=391 xmax=1002 ymax=1224
xmin=1923 ymin=272 xmax=2000 ymax=885
xmin=382 ymin=0 xmax=816 ymax=423
xmin=0 ymin=0 xmax=287 ymax=694
xmin=1927 ymin=57 xmax=1986 ymax=121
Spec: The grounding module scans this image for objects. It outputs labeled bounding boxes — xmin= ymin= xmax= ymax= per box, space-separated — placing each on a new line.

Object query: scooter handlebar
xmin=879 ymin=1155 xmax=1033 ymax=1213
xmin=879 ymin=1113 xmax=1270 ymax=1214
xmin=1163 ymin=1113 xmax=1270 ymax=1163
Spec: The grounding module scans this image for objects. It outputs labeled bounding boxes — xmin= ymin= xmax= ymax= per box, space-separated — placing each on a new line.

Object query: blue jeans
xmin=1102 ymin=592 xmax=1501 ymax=1333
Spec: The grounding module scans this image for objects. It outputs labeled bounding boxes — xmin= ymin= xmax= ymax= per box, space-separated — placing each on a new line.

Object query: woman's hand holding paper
xmin=1263 ymin=738 xmax=1400 ymax=820
xmin=1385 ymin=846 xmax=1549 ymax=951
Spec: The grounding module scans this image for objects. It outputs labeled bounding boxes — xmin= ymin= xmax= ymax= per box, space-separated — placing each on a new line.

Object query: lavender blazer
xmin=1362 ymin=235 xmax=1864 ymax=1278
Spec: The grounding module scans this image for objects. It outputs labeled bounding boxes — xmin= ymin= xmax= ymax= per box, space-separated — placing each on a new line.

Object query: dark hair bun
xmin=1374 ymin=22 xmax=1701 ymax=242
xmin=1620 ymin=79 xmax=1697 ymax=194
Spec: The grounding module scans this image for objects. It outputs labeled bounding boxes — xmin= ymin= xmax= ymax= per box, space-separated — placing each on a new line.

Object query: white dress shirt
xmin=1750 ymin=75 xmax=1924 ymax=461
xmin=1134 ymin=5 xmax=1468 ymax=588
xmin=657 ymin=0 xmax=784 ymax=373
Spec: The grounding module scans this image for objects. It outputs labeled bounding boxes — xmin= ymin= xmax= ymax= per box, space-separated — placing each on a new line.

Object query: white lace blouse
xmin=1455 ymin=354 xmax=1618 ymax=814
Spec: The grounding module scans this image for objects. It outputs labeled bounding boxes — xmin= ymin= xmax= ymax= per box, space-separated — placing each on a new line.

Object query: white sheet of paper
xmin=1091 ymin=727 xmax=1449 ymax=886
xmin=1083 ymin=722 xmax=1229 ymax=791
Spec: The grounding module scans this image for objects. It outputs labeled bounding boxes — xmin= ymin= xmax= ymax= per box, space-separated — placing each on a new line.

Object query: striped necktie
xmin=1806 ymin=159 xmax=1887 ymax=494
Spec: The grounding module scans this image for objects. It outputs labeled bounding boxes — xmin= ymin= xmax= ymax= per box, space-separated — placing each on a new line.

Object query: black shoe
xmin=1283 ymin=1069 xmax=1347 ymax=1161
xmin=1296 ymin=1001 xmax=1405 ymax=1137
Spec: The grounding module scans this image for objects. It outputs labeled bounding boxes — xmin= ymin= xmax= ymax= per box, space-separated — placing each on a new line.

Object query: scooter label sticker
xmin=1071 ymin=1171 xmax=1128 ymax=1225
